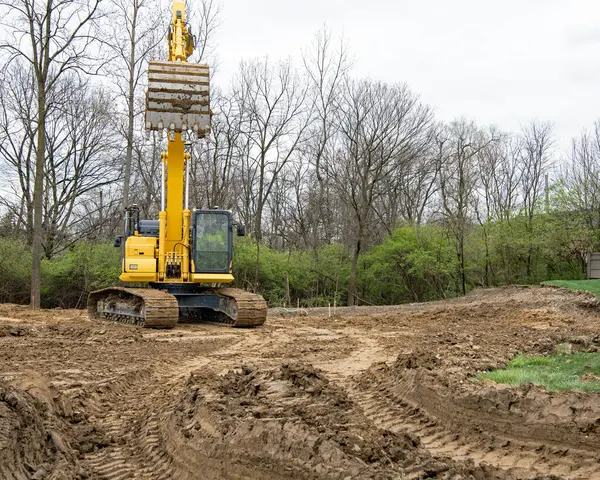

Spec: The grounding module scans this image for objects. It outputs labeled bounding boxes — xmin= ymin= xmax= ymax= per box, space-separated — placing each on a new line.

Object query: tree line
xmin=0 ymin=0 xmax=598 ymax=308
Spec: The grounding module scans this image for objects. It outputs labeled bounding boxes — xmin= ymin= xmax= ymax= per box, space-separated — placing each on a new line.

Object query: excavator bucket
xmin=145 ymin=60 xmax=211 ymax=138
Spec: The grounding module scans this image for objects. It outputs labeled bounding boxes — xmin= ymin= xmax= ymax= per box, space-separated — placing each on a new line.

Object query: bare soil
xmin=1 ymin=286 xmax=600 ymax=479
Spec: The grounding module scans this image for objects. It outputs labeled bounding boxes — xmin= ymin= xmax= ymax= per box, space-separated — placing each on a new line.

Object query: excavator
xmin=87 ymin=1 xmax=267 ymax=328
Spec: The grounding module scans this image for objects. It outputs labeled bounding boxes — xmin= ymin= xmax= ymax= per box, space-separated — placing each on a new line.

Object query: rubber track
xmin=88 ymin=287 xmax=267 ymax=328
xmin=88 ymin=287 xmax=179 ymax=328
xmin=214 ymin=288 xmax=267 ymax=327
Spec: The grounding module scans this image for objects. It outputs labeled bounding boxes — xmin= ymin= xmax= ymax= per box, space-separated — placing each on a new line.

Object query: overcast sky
xmin=211 ymin=0 xmax=599 ymax=154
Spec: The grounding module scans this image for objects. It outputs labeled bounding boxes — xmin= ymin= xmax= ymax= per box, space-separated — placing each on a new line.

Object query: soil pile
xmin=0 ymin=377 xmax=108 ymax=480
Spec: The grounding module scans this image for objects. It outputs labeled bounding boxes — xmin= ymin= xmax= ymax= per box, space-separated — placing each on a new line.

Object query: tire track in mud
xmin=316 ymin=333 xmax=600 ymax=480
xmin=84 ymin=396 xmax=177 ymax=479
xmin=349 ymin=388 xmax=577 ymax=479
xmin=82 ymin=371 xmax=178 ymax=480
xmin=80 ymin=332 xmax=246 ymax=480
xmin=348 ymin=370 xmax=600 ymax=479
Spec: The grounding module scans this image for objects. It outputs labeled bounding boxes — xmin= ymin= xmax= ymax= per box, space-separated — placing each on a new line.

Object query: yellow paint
xmin=120 ymin=237 xmax=159 ymax=282
xmin=171 ymin=0 xmax=185 ymax=22
xmin=169 ymin=1 xmax=193 ymax=62
xmin=120 ymin=271 xmax=157 ymax=282
xmin=182 ymin=208 xmax=191 ymax=281
xmin=158 ymin=211 xmax=167 ymax=281
xmin=191 ymin=274 xmax=235 ymax=283
xmin=147 ymin=275 xmax=234 ymax=285
xmin=166 ymin=134 xmax=184 ymax=251
xmin=125 ymin=235 xmax=156 ymax=258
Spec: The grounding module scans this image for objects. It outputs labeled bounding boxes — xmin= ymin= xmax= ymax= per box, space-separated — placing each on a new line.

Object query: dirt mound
xmin=0 ymin=379 xmax=99 ymax=480
xmin=0 ymin=325 xmax=35 ymax=337
xmin=0 ymin=370 xmax=114 ymax=480
xmin=394 ymin=351 xmax=442 ymax=370
xmin=171 ymin=363 xmax=424 ymax=478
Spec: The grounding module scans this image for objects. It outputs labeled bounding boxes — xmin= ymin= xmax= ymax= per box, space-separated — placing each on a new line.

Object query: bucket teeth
xmin=145 ymin=60 xmax=211 ymax=137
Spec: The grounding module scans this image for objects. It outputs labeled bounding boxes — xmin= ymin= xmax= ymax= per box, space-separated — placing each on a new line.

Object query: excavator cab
xmin=113 ymin=208 xmax=245 ymax=276
xmin=193 ymin=210 xmax=234 ymax=273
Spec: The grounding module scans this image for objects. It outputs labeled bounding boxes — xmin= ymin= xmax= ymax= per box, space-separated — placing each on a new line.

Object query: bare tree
xmin=187 ymin=0 xmax=222 ymax=64
xmin=43 ymin=79 xmax=119 ymax=256
xmin=75 ymin=185 xmax=123 ymax=241
xmin=0 ymin=0 xmax=103 ymax=307
xmin=131 ymin=131 xmax=162 ymax=217
xmin=103 ymin=0 xmax=163 ymax=212
xmin=303 ymin=28 xmax=351 ymax=185
xmin=302 ymin=28 xmax=350 ymax=251
xmin=228 ymin=58 xmax=311 ymax=290
xmin=329 ymin=79 xmax=433 ymax=305
xmin=550 ymin=122 xmax=600 ymax=271
xmin=437 ymin=119 xmax=496 ymax=295
xmin=519 ymin=121 xmax=554 ymax=277
xmin=375 ymin=126 xmax=439 ymax=231
xmin=559 ymin=122 xmax=600 ymax=234
xmin=0 ymin=65 xmax=37 ymax=239
xmin=473 ymin=131 xmax=522 ymax=285
xmin=189 ymin=89 xmax=242 ymax=210
xmin=487 ymin=135 xmax=523 ymax=223
xmin=0 ymin=70 xmax=118 ymax=257
xmin=234 ymin=58 xmax=311 ymax=242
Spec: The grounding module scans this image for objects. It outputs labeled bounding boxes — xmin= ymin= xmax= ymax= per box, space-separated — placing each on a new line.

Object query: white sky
xmin=212 ymin=0 xmax=600 ymax=153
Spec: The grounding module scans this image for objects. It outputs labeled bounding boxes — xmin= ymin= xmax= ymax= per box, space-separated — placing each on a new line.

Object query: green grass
xmin=542 ymin=279 xmax=600 ymax=299
xmin=479 ymin=351 xmax=600 ymax=392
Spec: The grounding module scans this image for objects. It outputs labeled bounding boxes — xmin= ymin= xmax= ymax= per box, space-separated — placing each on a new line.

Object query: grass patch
xmin=542 ymin=279 xmax=600 ymax=299
xmin=479 ymin=351 xmax=600 ymax=392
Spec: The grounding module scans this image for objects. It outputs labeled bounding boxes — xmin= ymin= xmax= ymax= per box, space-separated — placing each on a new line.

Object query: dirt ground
xmin=1 ymin=286 xmax=600 ymax=479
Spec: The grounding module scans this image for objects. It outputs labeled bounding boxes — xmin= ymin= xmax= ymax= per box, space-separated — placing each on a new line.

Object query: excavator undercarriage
xmin=88 ymin=286 xmax=267 ymax=328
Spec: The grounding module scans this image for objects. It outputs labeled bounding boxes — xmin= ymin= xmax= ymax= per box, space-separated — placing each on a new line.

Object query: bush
xmin=362 ymin=225 xmax=457 ymax=304
xmin=41 ymin=242 xmax=121 ymax=308
xmin=0 ymin=236 xmax=31 ymax=304
xmin=0 ymin=206 xmax=594 ymax=310
xmin=232 ymin=238 xmax=351 ymax=307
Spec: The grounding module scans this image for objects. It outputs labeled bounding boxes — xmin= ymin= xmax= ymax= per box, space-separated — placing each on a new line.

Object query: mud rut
xmin=2 ymin=286 xmax=600 ymax=479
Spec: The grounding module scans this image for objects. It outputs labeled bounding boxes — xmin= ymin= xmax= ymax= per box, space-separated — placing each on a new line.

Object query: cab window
xmin=194 ymin=213 xmax=230 ymax=272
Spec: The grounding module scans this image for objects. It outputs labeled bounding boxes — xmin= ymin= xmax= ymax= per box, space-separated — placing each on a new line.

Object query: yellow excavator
xmin=88 ymin=1 xmax=267 ymax=328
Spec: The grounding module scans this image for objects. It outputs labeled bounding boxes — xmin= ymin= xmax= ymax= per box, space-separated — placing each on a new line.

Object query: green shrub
xmin=0 ymin=236 xmax=31 ymax=304
xmin=362 ymin=225 xmax=457 ymax=304
xmin=41 ymin=242 xmax=121 ymax=308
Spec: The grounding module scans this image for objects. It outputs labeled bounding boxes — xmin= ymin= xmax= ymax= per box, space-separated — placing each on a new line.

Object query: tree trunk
xmin=122 ymin=5 xmax=138 ymax=212
xmin=484 ymin=227 xmax=490 ymax=287
xmin=460 ymin=237 xmax=466 ymax=295
xmin=348 ymin=237 xmax=361 ymax=306
xmin=30 ymin=85 xmax=46 ymax=309
xmin=122 ymin=115 xmax=134 ymax=211
xmin=285 ymin=249 xmax=291 ymax=306
xmin=254 ymin=241 xmax=260 ymax=292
